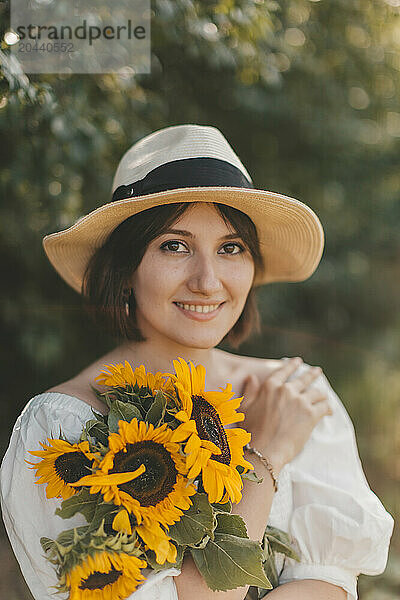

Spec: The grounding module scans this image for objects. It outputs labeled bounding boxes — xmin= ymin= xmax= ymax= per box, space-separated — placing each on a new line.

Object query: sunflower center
xmin=111 ymin=440 xmax=178 ymax=507
xmin=191 ymin=395 xmax=231 ymax=465
xmin=54 ymin=452 xmax=93 ymax=484
xmin=79 ymin=567 xmax=122 ymax=590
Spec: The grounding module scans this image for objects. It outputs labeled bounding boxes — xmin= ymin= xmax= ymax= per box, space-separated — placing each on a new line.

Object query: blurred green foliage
xmin=0 ymin=0 xmax=399 ymax=597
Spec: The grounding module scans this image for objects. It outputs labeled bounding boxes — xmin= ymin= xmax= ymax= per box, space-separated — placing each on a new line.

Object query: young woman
xmin=0 ymin=124 xmax=394 ymax=600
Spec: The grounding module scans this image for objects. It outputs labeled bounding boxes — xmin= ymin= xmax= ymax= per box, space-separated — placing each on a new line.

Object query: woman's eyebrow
xmin=162 ymin=228 xmax=241 ymax=240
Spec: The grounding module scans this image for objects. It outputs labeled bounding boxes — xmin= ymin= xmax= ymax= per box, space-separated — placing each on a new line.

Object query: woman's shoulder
xmin=216 ymin=348 xmax=282 ymax=375
xmin=44 ymin=354 xmax=114 ymax=415
xmin=23 ymin=387 xmax=97 ymax=418
xmin=4 ymin=391 xmax=96 ymax=455
xmin=45 ymin=377 xmax=107 ymax=414
xmin=214 ymin=349 xmax=283 ymax=394
xmin=42 ymin=345 xmax=150 ymax=414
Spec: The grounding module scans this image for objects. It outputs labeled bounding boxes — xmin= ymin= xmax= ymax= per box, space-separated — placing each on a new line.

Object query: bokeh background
xmin=1 ymin=0 xmax=399 ymax=598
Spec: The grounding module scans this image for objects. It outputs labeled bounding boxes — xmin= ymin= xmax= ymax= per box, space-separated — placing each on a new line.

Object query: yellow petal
xmin=200 ymin=439 xmax=221 ymax=454
xmin=185 ymin=432 xmax=201 ymax=454
xmin=136 ymin=523 xmax=176 ymax=565
xmin=170 ymin=420 xmax=197 ymax=442
xmin=112 ymin=509 xmax=132 ymax=534
xmin=70 ymin=464 xmax=146 ymax=487
xmin=187 ymin=446 xmax=211 ymax=479
xmin=175 ymin=410 xmax=189 ymax=423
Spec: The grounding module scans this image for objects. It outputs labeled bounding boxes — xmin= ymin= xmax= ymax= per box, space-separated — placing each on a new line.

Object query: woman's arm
xmin=266 ymin=580 xmax=347 ymax=599
xmin=175 ymin=452 xmax=346 ymax=600
xmin=176 ymin=564 xmax=346 ymax=600
xmin=175 ymin=358 xmax=336 ymax=600
xmin=174 ymin=446 xmax=278 ymax=600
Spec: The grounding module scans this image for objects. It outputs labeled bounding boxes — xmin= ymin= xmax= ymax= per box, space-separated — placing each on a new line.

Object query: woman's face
xmin=129 ymin=203 xmax=255 ymax=349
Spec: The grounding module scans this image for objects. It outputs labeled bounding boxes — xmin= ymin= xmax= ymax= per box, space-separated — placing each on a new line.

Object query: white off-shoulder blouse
xmin=0 ymin=366 xmax=394 ymax=600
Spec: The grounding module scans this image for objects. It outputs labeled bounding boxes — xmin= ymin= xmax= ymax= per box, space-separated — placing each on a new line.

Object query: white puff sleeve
xmin=279 ymin=369 xmax=394 ymax=599
xmin=0 ymin=393 xmax=180 ymax=600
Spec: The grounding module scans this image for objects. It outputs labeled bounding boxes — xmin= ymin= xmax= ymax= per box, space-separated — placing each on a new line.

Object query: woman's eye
xmin=160 ymin=240 xmax=188 ymax=253
xmin=219 ymin=242 xmax=245 ymax=255
xmin=160 ymin=240 xmax=245 ymax=254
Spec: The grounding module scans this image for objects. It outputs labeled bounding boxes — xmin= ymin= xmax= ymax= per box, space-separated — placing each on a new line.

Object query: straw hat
xmin=42 ymin=124 xmax=324 ymax=293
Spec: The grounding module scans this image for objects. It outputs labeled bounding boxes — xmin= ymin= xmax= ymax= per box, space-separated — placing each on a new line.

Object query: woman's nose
xmin=186 ymin=256 xmax=224 ymax=296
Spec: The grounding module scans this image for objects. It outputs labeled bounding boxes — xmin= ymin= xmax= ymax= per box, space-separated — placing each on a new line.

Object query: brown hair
xmin=82 ymin=202 xmax=264 ymax=349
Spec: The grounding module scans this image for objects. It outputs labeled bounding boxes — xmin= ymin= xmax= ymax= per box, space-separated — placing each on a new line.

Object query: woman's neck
xmin=115 ymin=339 xmax=221 ymax=377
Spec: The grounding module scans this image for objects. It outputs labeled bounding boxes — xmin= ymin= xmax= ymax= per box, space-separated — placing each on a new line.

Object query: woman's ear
xmin=122 ymin=287 xmax=133 ymax=318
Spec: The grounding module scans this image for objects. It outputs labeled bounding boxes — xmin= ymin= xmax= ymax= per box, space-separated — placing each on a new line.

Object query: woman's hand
xmin=240 ymin=357 xmax=332 ymax=472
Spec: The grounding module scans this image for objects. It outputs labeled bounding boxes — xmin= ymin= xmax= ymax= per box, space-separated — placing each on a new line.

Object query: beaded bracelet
xmin=244 ymin=443 xmax=279 ymax=493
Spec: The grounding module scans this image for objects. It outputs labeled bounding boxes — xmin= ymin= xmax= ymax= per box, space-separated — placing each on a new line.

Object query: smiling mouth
xmin=173 ymin=302 xmax=223 ymax=314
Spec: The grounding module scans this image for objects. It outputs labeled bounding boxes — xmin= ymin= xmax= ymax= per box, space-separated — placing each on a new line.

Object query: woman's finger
xmin=312 ymin=398 xmax=333 ymax=419
xmin=290 ymin=366 xmax=322 ymax=393
xmin=306 ymin=386 xmax=328 ymax=404
xmin=240 ymin=374 xmax=260 ymax=410
xmin=266 ymin=357 xmax=303 ymax=386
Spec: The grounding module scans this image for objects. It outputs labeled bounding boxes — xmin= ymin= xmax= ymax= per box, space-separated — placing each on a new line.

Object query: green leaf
xmin=40 ymin=537 xmax=55 ymax=554
xmin=262 ymin=549 xmax=279 ymax=589
xmin=55 ymin=488 xmax=99 ymax=522
xmin=190 ymin=533 xmax=272 ymax=591
xmin=56 ymin=525 xmax=90 ymax=548
xmin=85 ymin=419 xmax=109 ymax=446
xmin=211 ymin=500 xmax=232 ymax=513
xmin=264 ymin=526 xmax=288 ymax=541
xmin=91 ymin=502 xmax=118 ymax=528
xmin=193 ymin=535 xmax=211 ymax=549
xmin=216 ymin=513 xmax=248 ymax=538
xmin=258 ymin=586 xmax=273 ymax=599
xmin=145 ymin=390 xmax=167 ymax=426
xmin=108 ymin=400 xmax=142 ymax=432
xmin=90 ymin=384 xmax=108 ymax=405
xmin=264 ymin=526 xmax=300 ymax=562
xmin=168 ymin=493 xmax=214 ymax=546
xmin=243 ymin=587 xmax=259 ymax=600
xmin=242 ymin=469 xmax=264 ymax=484
xmin=145 ymin=544 xmax=184 ymax=572
xmin=115 ymin=394 xmax=147 ymax=419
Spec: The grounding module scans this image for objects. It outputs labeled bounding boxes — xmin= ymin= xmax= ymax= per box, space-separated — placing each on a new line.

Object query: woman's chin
xmin=134 ymin=312 xmax=234 ymax=349
xmin=173 ymin=337 xmax=221 ymax=350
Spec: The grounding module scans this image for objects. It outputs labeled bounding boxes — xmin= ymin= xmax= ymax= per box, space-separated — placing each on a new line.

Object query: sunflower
xmin=28 ymin=440 xmax=99 ymax=500
xmin=72 ymin=418 xmax=196 ymax=530
xmin=66 ymin=551 xmax=146 ymax=600
xmin=111 ymin=508 xmax=177 ymax=565
xmin=167 ymin=357 xmax=253 ymax=504
xmin=136 ymin=521 xmax=177 ymax=565
xmin=95 ymin=361 xmax=174 ymax=393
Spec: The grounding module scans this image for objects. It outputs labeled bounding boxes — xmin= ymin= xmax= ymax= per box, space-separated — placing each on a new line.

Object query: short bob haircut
xmin=82 ymin=202 xmax=264 ymax=349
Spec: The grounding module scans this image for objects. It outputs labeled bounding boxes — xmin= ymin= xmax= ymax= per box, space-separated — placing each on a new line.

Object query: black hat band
xmin=112 ymin=157 xmax=254 ymax=202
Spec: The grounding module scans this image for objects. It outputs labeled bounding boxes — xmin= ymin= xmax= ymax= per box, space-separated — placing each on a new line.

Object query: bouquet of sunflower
xmin=28 ymin=358 xmax=298 ymax=600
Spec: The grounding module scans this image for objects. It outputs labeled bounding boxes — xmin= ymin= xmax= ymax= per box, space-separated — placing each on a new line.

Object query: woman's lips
xmin=173 ymin=302 xmax=224 ymax=321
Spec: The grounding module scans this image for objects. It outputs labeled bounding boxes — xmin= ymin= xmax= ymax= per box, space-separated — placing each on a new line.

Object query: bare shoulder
xmin=214 ymin=348 xmax=283 ymax=393
xmin=216 ymin=348 xmax=281 ymax=373
xmin=46 ymin=377 xmax=96 ymax=401
xmin=45 ymin=377 xmax=107 ymax=414
xmin=215 ymin=350 xmax=321 ymax=397
xmin=45 ymin=357 xmax=114 ymax=414
xmin=45 ymin=343 xmax=131 ymax=409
